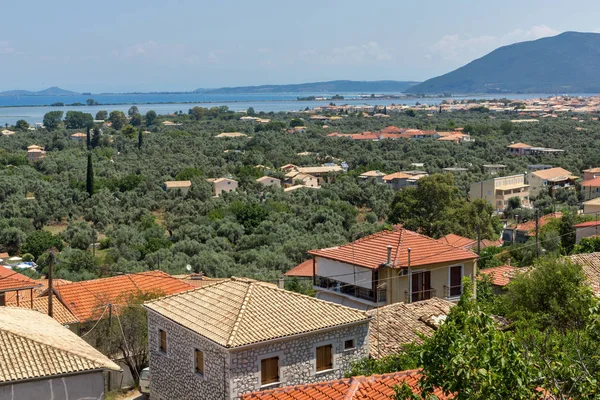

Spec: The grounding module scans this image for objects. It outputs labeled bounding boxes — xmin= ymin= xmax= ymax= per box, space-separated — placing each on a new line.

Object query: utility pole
xmin=107 ymin=304 xmax=113 ymax=335
xmin=407 ymin=248 xmax=412 ymax=304
xmin=47 ymin=248 xmax=56 ymax=318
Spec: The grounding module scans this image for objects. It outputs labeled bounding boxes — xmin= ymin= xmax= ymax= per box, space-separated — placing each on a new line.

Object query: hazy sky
xmin=2 ymin=0 xmax=600 ymax=92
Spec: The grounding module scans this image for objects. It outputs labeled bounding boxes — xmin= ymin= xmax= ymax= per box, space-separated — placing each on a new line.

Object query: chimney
xmin=386 ymin=245 xmax=392 ymax=265
xmin=278 ymin=276 xmax=285 ymax=289
xmin=190 ymin=272 xmax=204 ymax=281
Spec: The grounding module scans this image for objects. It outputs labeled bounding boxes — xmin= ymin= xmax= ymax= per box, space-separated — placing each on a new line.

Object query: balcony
xmin=405 ymin=288 xmax=436 ymax=303
xmin=444 ymin=284 xmax=463 ymax=298
xmin=314 ymin=275 xmax=386 ymax=304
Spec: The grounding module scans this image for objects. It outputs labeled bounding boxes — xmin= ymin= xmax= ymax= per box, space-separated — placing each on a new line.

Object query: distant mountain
xmin=0 ymin=86 xmax=79 ymax=96
xmin=409 ymin=32 xmax=600 ymax=94
xmin=196 ymin=80 xmax=420 ymax=94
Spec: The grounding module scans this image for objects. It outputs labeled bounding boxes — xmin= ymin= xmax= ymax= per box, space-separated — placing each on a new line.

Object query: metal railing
xmin=405 ymin=288 xmax=436 ymax=303
xmin=314 ymin=276 xmax=381 ymax=303
xmin=444 ymin=284 xmax=463 ymax=298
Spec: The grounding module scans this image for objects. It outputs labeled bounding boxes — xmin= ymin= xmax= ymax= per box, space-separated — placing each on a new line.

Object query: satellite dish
xmin=186 ymin=264 xmax=192 ymax=271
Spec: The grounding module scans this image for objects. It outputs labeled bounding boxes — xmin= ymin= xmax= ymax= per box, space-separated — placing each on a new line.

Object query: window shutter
xmin=316 ymin=345 xmax=333 ymax=371
xmin=261 ymin=357 xmax=279 ymax=385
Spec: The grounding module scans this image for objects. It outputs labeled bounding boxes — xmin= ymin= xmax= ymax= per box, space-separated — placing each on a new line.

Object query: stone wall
xmin=148 ymin=310 xmax=231 ymax=400
xmin=229 ymin=322 xmax=369 ymax=398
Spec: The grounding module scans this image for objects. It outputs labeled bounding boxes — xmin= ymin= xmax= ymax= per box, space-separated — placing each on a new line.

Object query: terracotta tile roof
xmin=568 ymin=253 xmax=600 ymax=296
xmin=0 ymin=252 xmax=9 ymax=260
xmin=437 ymin=234 xmax=476 ymax=249
xmin=52 ymin=271 xmax=194 ymax=322
xmin=33 ymin=278 xmax=71 ymax=295
xmin=284 ymin=259 xmax=316 ymax=277
xmin=351 ymin=132 xmax=380 ymax=140
xmin=172 ymin=274 xmax=228 ymax=289
xmin=507 ymin=142 xmax=532 ymax=149
xmin=367 ymin=298 xmax=454 ymax=359
xmin=6 ymin=296 xmax=79 ymax=325
xmin=510 ymin=212 xmax=562 ymax=235
xmin=584 ymin=167 xmax=600 ymax=173
xmin=382 ymin=172 xmax=411 ymax=181
xmin=144 ymin=277 xmax=369 ymax=348
xmin=297 ymin=166 xmax=343 ymax=174
xmin=164 ymin=180 xmax=192 ymax=189
xmin=308 ymin=228 xmax=478 ymax=270
xmin=531 ymin=167 xmax=576 ymax=180
xmin=583 ymin=197 xmax=600 ymax=206
xmin=574 ymin=220 xmax=600 ymax=228
xmin=479 ymin=265 xmax=521 ymax=287
xmin=582 ymin=176 xmax=600 ymax=187
xmin=0 ymin=266 xmax=40 ymax=294
xmin=359 ymin=170 xmax=386 ymax=178
xmin=240 ymin=369 xmax=451 ymax=399
xmin=0 ymin=307 xmax=120 ymax=383
xmin=380 ymin=126 xmax=402 ymax=134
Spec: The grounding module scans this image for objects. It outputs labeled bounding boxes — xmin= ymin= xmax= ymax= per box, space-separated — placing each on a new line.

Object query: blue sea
xmin=0 ymin=92 xmax=587 ymax=126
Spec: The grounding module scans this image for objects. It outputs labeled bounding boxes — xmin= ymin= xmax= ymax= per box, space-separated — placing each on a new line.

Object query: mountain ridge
xmin=408 ymin=31 xmax=600 ymax=94
xmin=0 ymin=86 xmax=80 ymax=96
xmin=195 ymin=80 xmax=420 ymax=94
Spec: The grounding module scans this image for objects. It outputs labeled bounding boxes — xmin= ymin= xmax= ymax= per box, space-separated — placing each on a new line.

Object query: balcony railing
xmin=405 ymin=288 xmax=436 ymax=303
xmin=314 ymin=275 xmax=384 ymax=303
xmin=444 ymin=284 xmax=463 ymax=298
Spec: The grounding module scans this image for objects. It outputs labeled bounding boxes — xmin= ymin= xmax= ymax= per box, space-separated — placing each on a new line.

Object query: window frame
xmin=194 ymin=349 xmax=205 ymax=376
xmin=315 ymin=344 xmax=333 ymax=373
xmin=343 ymin=338 xmax=356 ymax=351
xmin=447 ymin=264 xmax=464 ymax=298
xmin=159 ymin=329 xmax=167 ymax=353
xmin=260 ymin=356 xmax=280 ymax=387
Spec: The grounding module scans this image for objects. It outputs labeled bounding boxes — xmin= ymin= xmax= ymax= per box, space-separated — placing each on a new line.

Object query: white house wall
xmin=317 ymin=258 xmax=373 ymax=289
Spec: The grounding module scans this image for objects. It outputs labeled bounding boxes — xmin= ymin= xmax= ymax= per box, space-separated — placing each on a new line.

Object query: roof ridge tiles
xmin=226 ymin=281 xmax=254 ymax=348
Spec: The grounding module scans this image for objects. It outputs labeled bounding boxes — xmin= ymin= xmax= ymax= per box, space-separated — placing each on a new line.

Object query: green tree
xmin=502 ymin=257 xmax=594 ymax=330
xmin=395 ymin=278 xmax=542 ymax=400
xmin=14 ymin=119 xmax=29 ymax=130
xmin=138 ymin=129 xmax=143 ymax=150
xmin=86 ymin=98 xmax=98 ymax=106
xmin=91 ymin=126 xmax=101 ymax=148
xmin=64 ymin=111 xmax=94 ymax=129
xmin=22 ymin=230 xmax=64 ymax=259
xmin=405 ymin=109 xmax=416 ymax=117
xmin=559 ymin=211 xmax=578 ymax=254
xmin=109 ymin=110 xmax=128 ymax=130
xmin=289 ymin=118 xmax=304 ymax=127
xmin=95 ymin=110 xmax=108 ymax=120
xmin=86 ymin=153 xmax=94 ymax=196
xmin=128 ymin=105 xmax=140 ymax=116
xmin=130 ymin=113 xmax=142 ymax=127
xmin=389 ymin=174 xmax=462 ymax=238
xmin=145 ymin=110 xmax=157 ymax=126
xmin=43 ymin=110 xmax=64 ymax=131
xmin=246 ymin=107 xmax=255 ymax=116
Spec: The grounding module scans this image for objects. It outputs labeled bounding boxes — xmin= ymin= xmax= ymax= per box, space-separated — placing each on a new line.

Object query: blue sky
xmin=2 ymin=0 xmax=600 ymax=92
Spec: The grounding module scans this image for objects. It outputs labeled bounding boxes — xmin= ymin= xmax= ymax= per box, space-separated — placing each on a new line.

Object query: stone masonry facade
xmin=230 ymin=322 xmax=370 ymax=398
xmin=148 ymin=310 xmax=231 ymax=400
xmin=148 ymin=309 xmax=369 ymax=400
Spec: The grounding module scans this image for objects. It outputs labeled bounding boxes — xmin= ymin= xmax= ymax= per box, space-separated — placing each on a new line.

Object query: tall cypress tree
xmin=138 ymin=129 xmax=143 ymax=150
xmin=86 ymin=126 xmax=91 ymax=150
xmin=86 ymin=153 xmax=94 ymax=196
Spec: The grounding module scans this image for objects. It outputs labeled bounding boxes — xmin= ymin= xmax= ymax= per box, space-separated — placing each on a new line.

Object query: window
xmin=0 ymin=293 xmax=5 ymax=307
xmin=159 ymin=329 xmax=167 ymax=353
xmin=449 ymin=266 xmax=462 ymax=297
xmin=260 ymin=357 xmax=279 ymax=386
xmin=195 ymin=349 xmax=204 ymax=375
xmin=316 ymin=344 xmax=333 ymax=372
xmin=344 ymin=339 xmax=355 ymax=350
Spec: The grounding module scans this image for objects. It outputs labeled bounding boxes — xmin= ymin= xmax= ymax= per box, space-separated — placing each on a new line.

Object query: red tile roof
xmin=574 ymin=220 xmax=600 ymax=228
xmin=0 ymin=266 xmax=40 ymax=294
xmin=308 ymin=228 xmax=478 ymax=270
xmin=351 ymin=132 xmax=380 ymax=141
xmin=51 ymin=271 xmax=194 ymax=322
xmin=479 ymin=265 xmax=520 ymax=286
xmin=511 ymin=212 xmax=562 ymax=235
xmin=582 ymin=176 xmax=600 ymax=187
xmin=437 ymin=234 xmax=476 ymax=249
xmin=380 ymin=126 xmax=403 ymax=134
xmin=284 ymin=259 xmax=316 ymax=277
xmin=241 ymin=369 xmax=451 ymax=400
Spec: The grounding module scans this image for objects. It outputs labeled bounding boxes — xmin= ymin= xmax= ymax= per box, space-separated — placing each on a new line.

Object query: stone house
xmin=27 ymin=145 xmax=46 ymax=163
xmin=255 ymin=176 xmax=281 ymax=188
xmin=207 ymin=178 xmax=239 ymax=197
xmin=144 ymin=277 xmax=370 ymax=400
xmin=164 ymin=180 xmax=192 ymax=195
